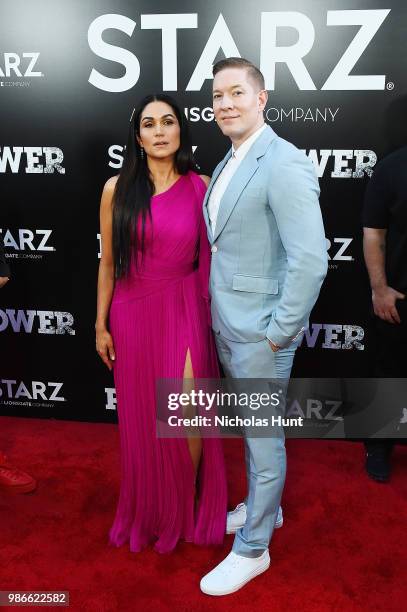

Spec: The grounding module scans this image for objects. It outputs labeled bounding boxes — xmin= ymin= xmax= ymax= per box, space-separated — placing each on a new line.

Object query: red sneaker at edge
xmin=0 ymin=451 xmax=37 ymax=494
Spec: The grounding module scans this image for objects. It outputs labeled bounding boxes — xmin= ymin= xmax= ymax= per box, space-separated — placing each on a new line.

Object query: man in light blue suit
xmin=200 ymin=58 xmax=327 ymax=596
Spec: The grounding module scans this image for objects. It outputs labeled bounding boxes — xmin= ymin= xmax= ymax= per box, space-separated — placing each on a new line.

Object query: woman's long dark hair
xmin=112 ymin=94 xmax=198 ymax=279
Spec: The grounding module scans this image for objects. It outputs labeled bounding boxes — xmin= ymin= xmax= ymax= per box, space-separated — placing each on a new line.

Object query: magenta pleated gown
xmin=108 ymin=171 xmax=227 ymax=553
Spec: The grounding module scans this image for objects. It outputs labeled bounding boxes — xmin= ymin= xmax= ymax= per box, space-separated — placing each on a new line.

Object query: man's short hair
xmin=212 ymin=57 xmax=265 ymax=91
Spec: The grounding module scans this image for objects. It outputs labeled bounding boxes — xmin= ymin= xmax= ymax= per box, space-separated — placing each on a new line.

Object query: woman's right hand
xmin=96 ymin=327 xmax=116 ymax=370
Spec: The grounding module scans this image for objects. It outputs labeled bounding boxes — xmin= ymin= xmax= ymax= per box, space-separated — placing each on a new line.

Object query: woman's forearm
xmin=96 ymin=262 xmax=115 ymax=330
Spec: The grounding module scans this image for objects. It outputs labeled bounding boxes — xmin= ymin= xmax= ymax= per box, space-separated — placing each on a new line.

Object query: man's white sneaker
xmin=226 ymin=502 xmax=246 ymax=534
xmin=226 ymin=503 xmax=283 ymax=534
xmin=200 ymin=550 xmax=270 ymax=596
xmin=275 ymin=505 xmax=284 ymax=529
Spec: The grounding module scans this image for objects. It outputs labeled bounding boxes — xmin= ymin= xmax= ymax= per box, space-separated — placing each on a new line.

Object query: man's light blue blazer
xmin=203 ymin=125 xmax=328 ymax=348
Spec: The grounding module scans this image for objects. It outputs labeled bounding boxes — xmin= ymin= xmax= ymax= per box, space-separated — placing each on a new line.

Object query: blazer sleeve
xmin=0 ymin=233 xmax=11 ymax=277
xmin=266 ymin=147 xmax=327 ymax=348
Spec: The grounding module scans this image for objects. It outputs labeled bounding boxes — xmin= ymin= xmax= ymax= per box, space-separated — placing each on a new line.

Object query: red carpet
xmin=0 ymin=417 xmax=406 ymax=611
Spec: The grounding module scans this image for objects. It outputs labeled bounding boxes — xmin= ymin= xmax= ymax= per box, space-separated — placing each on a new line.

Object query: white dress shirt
xmin=208 ymin=124 xmax=267 ymax=234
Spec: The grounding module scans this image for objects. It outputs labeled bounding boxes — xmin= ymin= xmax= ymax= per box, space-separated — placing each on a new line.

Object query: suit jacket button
xmin=211 ymin=245 xmax=218 ymax=253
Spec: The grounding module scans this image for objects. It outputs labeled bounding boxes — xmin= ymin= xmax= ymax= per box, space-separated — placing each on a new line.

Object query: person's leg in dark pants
xmin=365 ymin=301 xmax=407 ymax=482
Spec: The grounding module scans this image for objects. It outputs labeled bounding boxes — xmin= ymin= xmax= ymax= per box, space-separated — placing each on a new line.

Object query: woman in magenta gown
xmin=95 ymin=94 xmax=227 ymax=553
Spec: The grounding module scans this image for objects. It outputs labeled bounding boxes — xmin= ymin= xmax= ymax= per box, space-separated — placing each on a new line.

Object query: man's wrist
xmin=371 ymin=281 xmax=388 ymax=292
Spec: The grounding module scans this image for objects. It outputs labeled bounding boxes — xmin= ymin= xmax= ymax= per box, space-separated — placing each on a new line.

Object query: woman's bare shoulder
xmin=100 ymin=175 xmax=119 ymax=214
xmin=199 ymin=174 xmax=211 ymax=187
xmin=104 ymin=175 xmax=119 ymax=191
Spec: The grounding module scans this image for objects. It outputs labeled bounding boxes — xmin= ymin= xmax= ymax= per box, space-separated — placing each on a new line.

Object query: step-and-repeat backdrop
xmin=1 ymin=1 xmax=406 ymax=421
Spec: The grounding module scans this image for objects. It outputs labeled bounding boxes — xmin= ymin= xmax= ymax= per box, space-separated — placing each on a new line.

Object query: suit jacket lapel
xmin=213 ymin=155 xmax=258 ymax=242
xmin=203 ymin=150 xmax=232 ymax=243
xmin=213 ymin=127 xmax=276 ymax=241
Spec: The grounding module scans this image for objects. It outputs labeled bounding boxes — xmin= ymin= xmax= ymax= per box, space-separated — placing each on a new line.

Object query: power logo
xmin=0 ymin=310 xmax=75 ymax=335
xmin=0 ymin=147 xmax=65 ymax=174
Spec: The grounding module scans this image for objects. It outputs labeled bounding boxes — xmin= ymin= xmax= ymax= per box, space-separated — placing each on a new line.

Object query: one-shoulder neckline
xmin=152 ymin=174 xmax=186 ymax=200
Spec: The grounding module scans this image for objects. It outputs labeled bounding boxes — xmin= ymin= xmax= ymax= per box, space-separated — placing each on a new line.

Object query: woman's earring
xmin=140 ymin=146 xmax=144 ymax=159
